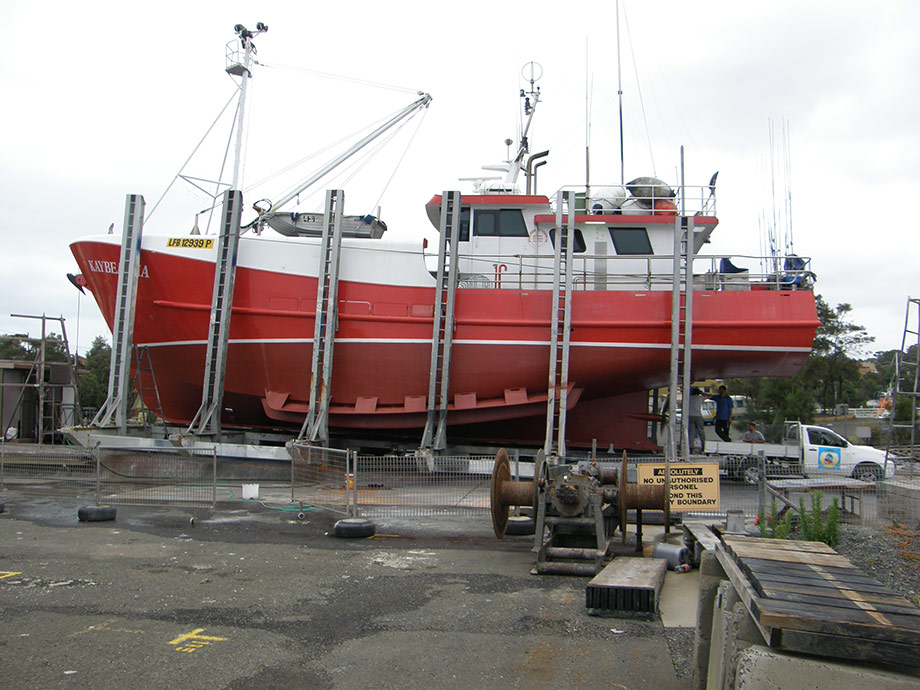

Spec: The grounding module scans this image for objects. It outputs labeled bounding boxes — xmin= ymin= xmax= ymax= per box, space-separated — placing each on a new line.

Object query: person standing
xmin=688 ymin=387 xmax=706 ymax=453
xmin=711 ymin=385 xmax=734 ymax=442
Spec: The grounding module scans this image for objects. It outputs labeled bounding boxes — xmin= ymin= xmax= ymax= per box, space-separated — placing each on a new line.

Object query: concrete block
xmin=692 ymin=551 xmax=729 ymax=690
xmin=733 ymin=645 xmax=920 ymax=689
xmin=705 ymin=581 xmax=742 ymax=690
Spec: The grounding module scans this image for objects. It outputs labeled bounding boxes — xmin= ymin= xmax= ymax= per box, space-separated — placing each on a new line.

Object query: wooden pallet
xmin=585 ymin=557 xmax=667 ymax=619
xmin=715 ymin=535 xmax=920 ymax=667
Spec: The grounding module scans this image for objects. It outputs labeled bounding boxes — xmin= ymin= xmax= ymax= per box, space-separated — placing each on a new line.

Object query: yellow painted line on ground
xmin=0 ymin=572 xmax=22 ymax=580
xmin=168 ymin=628 xmax=228 ymax=654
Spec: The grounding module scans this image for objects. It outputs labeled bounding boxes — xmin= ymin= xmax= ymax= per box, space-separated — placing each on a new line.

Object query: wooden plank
xmin=723 ymin=536 xmax=836 ymax=554
xmin=751 ymin=570 xmax=894 ymax=593
xmin=714 ymin=533 xmax=920 ymax=665
xmin=683 ymin=521 xmax=720 ymax=550
xmin=752 ymin=574 xmax=895 ymax=597
xmin=757 ymin=597 xmax=920 ymax=636
xmin=761 ymin=588 xmax=920 ymax=617
xmin=714 ymin=542 xmax=776 ymax=645
xmin=779 ymin=628 xmax=920 ymax=668
xmin=738 ymin=557 xmax=881 ymax=583
xmin=757 ymin=579 xmax=906 ymax=602
xmin=726 ymin=543 xmax=853 ymax=568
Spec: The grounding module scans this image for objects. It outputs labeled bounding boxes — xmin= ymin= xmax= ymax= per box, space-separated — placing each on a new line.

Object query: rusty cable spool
xmin=490 ymin=448 xmax=536 ymax=538
xmin=619 ymin=449 xmax=667 ymax=543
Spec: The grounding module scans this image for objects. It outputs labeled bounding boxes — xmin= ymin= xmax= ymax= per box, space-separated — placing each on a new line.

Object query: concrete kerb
xmin=733 ymin=646 xmax=920 ymax=689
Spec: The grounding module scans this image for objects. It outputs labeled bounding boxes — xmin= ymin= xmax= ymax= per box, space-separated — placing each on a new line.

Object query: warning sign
xmin=636 ymin=463 xmax=720 ymax=512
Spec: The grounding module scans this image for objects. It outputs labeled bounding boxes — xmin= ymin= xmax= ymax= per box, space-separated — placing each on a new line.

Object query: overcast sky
xmin=1 ymin=0 xmax=917 ymax=358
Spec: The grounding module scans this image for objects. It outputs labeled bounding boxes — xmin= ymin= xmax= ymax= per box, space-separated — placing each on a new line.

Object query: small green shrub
xmin=798 ymin=492 xmax=839 ymax=547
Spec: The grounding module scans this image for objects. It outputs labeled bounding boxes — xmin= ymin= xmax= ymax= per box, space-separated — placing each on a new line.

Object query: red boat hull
xmin=71 ymin=239 xmax=818 ymax=449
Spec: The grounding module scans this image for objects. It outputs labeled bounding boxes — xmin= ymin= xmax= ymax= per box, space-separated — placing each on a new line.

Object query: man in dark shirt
xmin=711 ymin=385 xmax=734 ymax=442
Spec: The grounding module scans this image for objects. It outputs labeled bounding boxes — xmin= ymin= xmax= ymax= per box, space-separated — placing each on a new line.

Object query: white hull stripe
xmin=140 ymin=338 xmax=811 ymax=354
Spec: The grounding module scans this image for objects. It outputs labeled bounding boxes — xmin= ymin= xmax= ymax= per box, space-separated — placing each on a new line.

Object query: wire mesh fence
xmin=0 ymin=443 xmax=96 ymax=499
xmin=351 ymin=452 xmax=497 ymax=518
xmin=3 ymin=441 xmax=916 ymax=529
xmin=289 ymin=443 xmax=354 ymax=516
xmin=97 ymin=446 xmax=216 ymax=509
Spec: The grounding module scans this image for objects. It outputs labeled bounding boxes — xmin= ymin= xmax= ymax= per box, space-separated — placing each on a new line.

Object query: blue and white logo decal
xmin=817 ymin=447 xmax=842 ymax=470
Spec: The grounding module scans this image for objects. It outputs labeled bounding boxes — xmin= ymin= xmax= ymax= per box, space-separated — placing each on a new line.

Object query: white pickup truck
xmin=706 ymin=422 xmax=897 ymax=482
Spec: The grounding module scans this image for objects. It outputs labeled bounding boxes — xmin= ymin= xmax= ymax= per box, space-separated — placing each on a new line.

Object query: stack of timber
xmin=715 ymin=535 xmax=920 ymax=667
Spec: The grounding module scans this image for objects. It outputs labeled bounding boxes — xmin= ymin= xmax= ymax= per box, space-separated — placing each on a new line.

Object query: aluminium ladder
xmin=298 ymin=189 xmax=345 ymax=443
xmin=188 ymin=189 xmax=243 ymax=438
xmin=889 ymin=297 xmax=920 ymax=470
xmin=667 ymin=151 xmax=695 ymax=460
xmin=421 ymin=191 xmax=462 ymax=450
xmin=132 ymin=345 xmax=167 ymax=437
xmin=92 ymin=194 xmax=144 ymax=433
xmin=543 ymin=190 xmax=576 ymax=460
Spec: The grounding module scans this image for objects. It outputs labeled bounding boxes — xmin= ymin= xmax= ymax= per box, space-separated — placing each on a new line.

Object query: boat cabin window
xmin=458 ymin=208 xmax=470 ymax=241
xmin=548 ymin=228 xmax=587 ymax=253
xmin=472 ymin=209 xmax=529 ymax=237
xmin=609 ymin=227 xmax=653 ymax=255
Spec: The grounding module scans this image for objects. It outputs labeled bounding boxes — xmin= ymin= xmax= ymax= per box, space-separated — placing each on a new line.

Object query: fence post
xmin=290 ymin=445 xmax=296 ymax=503
xmin=94 ymin=442 xmax=101 ymax=506
xmin=211 ymin=446 xmax=217 ymax=510
xmin=350 ymin=449 xmax=358 ymax=517
xmin=757 ymin=452 xmax=767 ymax=517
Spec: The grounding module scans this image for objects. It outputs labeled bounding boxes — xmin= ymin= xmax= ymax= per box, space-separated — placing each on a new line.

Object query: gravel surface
xmin=835 ymin=523 xmax=920 ymax=604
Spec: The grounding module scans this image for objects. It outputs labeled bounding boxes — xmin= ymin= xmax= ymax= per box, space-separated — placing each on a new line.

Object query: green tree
xmin=0 ymin=333 xmax=70 ymax=363
xmin=726 ymin=295 xmax=875 ymax=424
xmin=77 ymin=336 xmax=111 ymax=413
xmin=803 ymin=296 xmax=874 ymax=412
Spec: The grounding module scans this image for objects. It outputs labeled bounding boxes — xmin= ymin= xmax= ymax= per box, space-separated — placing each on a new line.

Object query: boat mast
xmin=504 ymin=62 xmax=542 ymax=191
xmin=227 ymin=23 xmax=268 ymax=190
xmin=616 ymin=0 xmax=625 ymax=185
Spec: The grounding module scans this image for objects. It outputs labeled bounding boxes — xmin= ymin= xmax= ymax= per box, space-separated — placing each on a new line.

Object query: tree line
xmin=725 ymin=295 xmax=917 ymax=429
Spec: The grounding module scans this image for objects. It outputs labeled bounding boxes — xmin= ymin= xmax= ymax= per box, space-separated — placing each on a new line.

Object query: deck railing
xmin=554 ymin=181 xmax=718 ymax=217
xmin=455 ymin=252 xmax=815 ymax=292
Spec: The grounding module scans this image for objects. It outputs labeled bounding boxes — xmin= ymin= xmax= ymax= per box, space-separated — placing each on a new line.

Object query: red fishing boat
xmin=70 ymin=27 xmax=819 ymax=451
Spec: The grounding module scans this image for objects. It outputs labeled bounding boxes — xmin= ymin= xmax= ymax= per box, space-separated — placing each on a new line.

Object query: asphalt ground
xmin=0 ymin=491 xmax=695 ymax=690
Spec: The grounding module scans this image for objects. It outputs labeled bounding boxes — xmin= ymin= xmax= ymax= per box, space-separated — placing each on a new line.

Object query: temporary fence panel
xmin=290 ymin=443 xmax=353 ymax=516
xmin=0 ymin=444 xmax=96 ymax=499
xmin=96 ymin=446 xmax=216 ymax=509
xmin=353 ymin=453 xmax=497 ymax=518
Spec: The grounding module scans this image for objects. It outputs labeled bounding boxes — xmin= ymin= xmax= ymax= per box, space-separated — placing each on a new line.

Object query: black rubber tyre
xmin=78 ymin=505 xmax=116 ymax=522
xmin=0 ymin=502 xmax=5 ymax=513
xmin=504 ymin=515 xmax=535 ymax=536
xmin=852 ymin=463 xmax=883 ymax=483
xmin=332 ymin=518 xmax=376 ymax=538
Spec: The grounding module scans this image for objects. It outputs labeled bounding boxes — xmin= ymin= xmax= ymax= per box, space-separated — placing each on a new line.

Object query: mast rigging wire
xmin=255 ymin=60 xmax=420 ymax=95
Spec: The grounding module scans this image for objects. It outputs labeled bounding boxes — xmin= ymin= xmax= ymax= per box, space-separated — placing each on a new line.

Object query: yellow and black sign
xmin=636 ymin=462 xmax=720 ymax=512
xmin=166 ymin=237 xmax=214 ymax=249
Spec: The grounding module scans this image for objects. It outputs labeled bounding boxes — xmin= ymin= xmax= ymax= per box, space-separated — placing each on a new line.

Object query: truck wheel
xmin=739 ymin=460 xmax=760 ymax=484
xmin=852 ymin=463 xmax=883 ymax=483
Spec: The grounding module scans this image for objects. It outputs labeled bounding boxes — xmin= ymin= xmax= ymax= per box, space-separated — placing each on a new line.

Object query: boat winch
xmin=490 ymin=449 xmax=667 ymax=576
